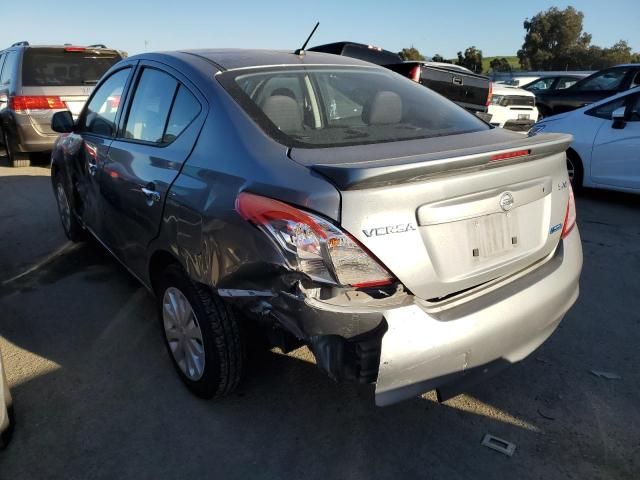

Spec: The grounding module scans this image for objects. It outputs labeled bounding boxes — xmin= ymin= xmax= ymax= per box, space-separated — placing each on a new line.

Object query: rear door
xmin=591 ymin=92 xmax=640 ymax=190
xmin=68 ymin=66 xmax=133 ymax=234
xmin=99 ymin=61 xmax=206 ymax=278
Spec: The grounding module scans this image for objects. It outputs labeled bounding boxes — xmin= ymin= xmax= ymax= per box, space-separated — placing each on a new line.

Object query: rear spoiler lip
xmin=310 ymin=133 xmax=573 ymax=191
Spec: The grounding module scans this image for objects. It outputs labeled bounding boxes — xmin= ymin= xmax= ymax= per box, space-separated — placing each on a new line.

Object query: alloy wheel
xmin=162 ymin=287 xmax=206 ymax=380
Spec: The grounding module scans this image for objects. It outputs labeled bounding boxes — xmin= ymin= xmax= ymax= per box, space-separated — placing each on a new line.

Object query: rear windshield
xmin=22 ymin=48 xmax=121 ymax=87
xmin=219 ymin=66 xmax=489 ymax=148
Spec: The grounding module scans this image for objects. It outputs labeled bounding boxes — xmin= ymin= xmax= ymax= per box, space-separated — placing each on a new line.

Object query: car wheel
xmin=53 ymin=173 xmax=84 ymax=242
xmin=566 ymin=152 xmax=583 ymax=192
xmin=537 ymin=106 xmax=551 ymax=121
xmin=157 ymin=264 xmax=244 ymax=398
xmin=0 ymin=405 xmax=14 ymax=450
xmin=2 ymin=130 xmax=30 ymax=168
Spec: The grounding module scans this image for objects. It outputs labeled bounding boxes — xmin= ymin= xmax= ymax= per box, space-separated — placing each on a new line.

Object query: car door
xmin=98 ymin=61 xmax=206 ymax=278
xmin=65 ymin=66 xmax=133 ymax=235
xmin=591 ymin=92 xmax=640 ymax=190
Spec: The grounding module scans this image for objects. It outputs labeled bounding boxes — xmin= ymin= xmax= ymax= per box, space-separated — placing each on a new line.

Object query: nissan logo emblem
xmin=499 ymin=192 xmax=515 ymax=212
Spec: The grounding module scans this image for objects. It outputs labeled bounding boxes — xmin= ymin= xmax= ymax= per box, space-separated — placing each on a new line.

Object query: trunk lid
xmin=290 ymin=130 xmax=572 ymax=301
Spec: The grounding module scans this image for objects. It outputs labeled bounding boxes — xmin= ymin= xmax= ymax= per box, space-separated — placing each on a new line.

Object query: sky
xmin=3 ymin=0 xmax=639 ymax=58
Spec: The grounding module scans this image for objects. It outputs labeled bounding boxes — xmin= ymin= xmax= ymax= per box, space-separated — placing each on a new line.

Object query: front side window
xmin=220 ymin=66 xmax=489 ymax=148
xmin=526 ymin=78 xmax=554 ymax=91
xmin=124 ymin=69 xmax=177 ymax=143
xmin=80 ymin=68 xmax=130 ymax=136
xmin=586 ymin=97 xmax=627 ymax=120
xmin=574 ymin=69 xmax=629 ymax=91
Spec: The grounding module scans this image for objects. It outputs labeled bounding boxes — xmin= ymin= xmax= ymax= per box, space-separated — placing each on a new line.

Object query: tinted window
xmin=81 ymin=68 xmax=130 ymax=136
xmin=0 ymin=52 xmax=17 ymax=85
xmin=525 ymin=78 xmax=554 ymax=91
xmin=631 ymin=71 xmax=640 ymax=88
xmin=586 ymin=97 xmax=627 ymax=120
xmin=222 ymin=67 xmax=489 ymax=148
xmin=22 ymin=49 xmax=120 ymax=87
xmin=557 ymin=77 xmax=578 ymax=89
xmin=574 ymin=69 xmax=629 ymax=91
xmin=124 ymin=69 xmax=177 ymax=143
xmin=163 ymin=86 xmax=201 ymax=143
xmin=628 ymin=95 xmax=640 ymax=121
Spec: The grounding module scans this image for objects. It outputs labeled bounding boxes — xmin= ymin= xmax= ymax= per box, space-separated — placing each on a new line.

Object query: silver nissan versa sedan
xmin=49 ymin=49 xmax=582 ymax=406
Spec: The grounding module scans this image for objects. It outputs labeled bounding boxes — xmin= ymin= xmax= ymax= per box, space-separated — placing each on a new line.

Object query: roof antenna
xmin=294 ymin=22 xmax=319 ymax=56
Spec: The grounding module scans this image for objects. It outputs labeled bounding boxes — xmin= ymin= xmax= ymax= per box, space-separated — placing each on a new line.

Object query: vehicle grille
xmin=504 ymin=96 xmax=535 ymax=107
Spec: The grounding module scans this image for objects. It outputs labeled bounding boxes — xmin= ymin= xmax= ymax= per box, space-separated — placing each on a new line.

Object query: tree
xmin=489 ymin=57 xmax=512 ymax=73
xmin=432 ymin=53 xmax=445 ymax=62
xmin=517 ymin=6 xmax=640 ymax=70
xmin=456 ymin=46 xmax=483 ymax=73
xmin=398 ymin=46 xmax=425 ymax=61
xmin=517 ymin=6 xmax=586 ymax=70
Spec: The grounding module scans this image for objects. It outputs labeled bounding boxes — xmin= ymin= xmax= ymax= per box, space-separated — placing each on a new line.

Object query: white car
xmin=488 ymin=83 xmax=539 ymax=132
xmin=530 ymin=87 xmax=640 ymax=193
xmin=0 ymin=348 xmax=13 ymax=449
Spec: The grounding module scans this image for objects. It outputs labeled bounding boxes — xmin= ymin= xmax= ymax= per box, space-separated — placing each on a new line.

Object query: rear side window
xmin=22 ymin=49 xmax=120 ymax=87
xmin=163 ymin=86 xmax=201 ymax=143
xmin=81 ymin=68 xmax=130 ymax=136
xmin=124 ymin=69 xmax=177 ymax=143
xmin=220 ymin=66 xmax=489 ymax=148
xmin=574 ymin=68 xmax=629 ymax=92
xmin=0 ymin=52 xmax=17 ymax=85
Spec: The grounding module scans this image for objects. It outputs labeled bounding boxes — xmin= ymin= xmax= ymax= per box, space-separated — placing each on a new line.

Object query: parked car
xmin=50 ymin=49 xmax=582 ymax=407
xmin=530 ymin=87 xmax=640 ymax=193
xmin=0 ymin=41 xmax=125 ymax=167
xmin=309 ymin=42 xmax=492 ymax=120
xmin=535 ymin=64 xmax=640 ymax=119
xmin=0 ymin=347 xmax=13 ymax=450
xmin=488 ymin=83 xmax=539 ymax=131
xmin=521 ymin=75 xmax=586 ymax=92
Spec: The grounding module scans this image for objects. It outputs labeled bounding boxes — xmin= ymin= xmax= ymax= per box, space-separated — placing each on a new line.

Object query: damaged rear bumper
xmin=375 ymin=228 xmax=582 ymax=406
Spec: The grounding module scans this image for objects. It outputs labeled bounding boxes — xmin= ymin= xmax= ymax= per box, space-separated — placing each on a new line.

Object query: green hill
xmin=482 ymin=56 xmax=521 ymax=73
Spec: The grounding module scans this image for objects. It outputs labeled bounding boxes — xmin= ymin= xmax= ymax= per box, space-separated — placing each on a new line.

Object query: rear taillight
xmin=409 ymin=65 xmax=421 ymax=83
xmin=10 ymin=96 xmax=65 ymax=112
xmin=561 ymin=186 xmax=577 ymax=239
xmin=486 ymin=82 xmax=493 ymax=106
xmin=236 ymin=192 xmax=395 ymax=288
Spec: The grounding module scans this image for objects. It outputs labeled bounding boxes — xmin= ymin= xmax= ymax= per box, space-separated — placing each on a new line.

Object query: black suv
xmin=0 ymin=41 xmax=124 ymax=166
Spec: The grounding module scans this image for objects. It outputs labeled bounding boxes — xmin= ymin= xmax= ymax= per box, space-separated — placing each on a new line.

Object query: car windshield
xmin=22 ymin=48 xmax=121 ymax=87
xmin=220 ymin=66 xmax=489 ymax=148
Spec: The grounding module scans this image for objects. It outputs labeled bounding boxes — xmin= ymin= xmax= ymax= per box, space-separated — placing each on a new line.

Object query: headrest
xmin=262 ymin=95 xmax=303 ymax=132
xmin=362 ymin=91 xmax=402 ymax=125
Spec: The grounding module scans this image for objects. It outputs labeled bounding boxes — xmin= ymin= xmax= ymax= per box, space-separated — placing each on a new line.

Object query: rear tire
xmin=156 ymin=264 xmax=244 ymax=399
xmin=53 ymin=172 xmax=84 ymax=242
xmin=566 ymin=151 xmax=584 ymax=193
xmin=3 ymin=131 xmax=30 ymax=168
xmin=537 ymin=106 xmax=551 ymax=121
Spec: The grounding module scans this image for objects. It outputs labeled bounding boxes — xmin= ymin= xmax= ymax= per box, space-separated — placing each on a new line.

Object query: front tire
xmin=2 ymin=131 xmax=30 ymax=168
xmin=53 ymin=172 xmax=84 ymax=242
xmin=157 ymin=265 xmax=244 ymax=399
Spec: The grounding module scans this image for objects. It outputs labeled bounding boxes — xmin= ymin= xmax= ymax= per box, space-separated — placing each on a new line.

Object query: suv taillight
xmin=561 ymin=186 xmax=577 ymax=239
xmin=236 ymin=192 xmax=395 ymax=288
xmin=10 ymin=96 xmax=65 ymax=112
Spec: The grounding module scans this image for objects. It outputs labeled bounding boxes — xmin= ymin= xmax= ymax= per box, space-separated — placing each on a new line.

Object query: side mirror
xmin=51 ymin=110 xmax=75 ymax=133
xmin=611 ymin=106 xmax=626 ymax=129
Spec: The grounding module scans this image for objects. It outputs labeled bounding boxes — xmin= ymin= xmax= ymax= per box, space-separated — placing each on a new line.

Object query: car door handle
xmin=141 ymin=187 xmax=161 ymax=205
xmin=87 ymin=160 xmax=98 ymax=176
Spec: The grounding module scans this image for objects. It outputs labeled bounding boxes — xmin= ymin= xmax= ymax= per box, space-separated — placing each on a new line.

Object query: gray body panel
xmin=51 ymin=49 xmax=582 ymax=406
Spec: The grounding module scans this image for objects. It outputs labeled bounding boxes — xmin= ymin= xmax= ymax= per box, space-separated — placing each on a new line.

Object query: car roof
xmin=170 ymin=49 xmax=375 ymax=71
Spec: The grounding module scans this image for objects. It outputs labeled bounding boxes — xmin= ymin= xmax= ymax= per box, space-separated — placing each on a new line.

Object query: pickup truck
xmin=309 ymin=42 xmax=492 ymax=119
xmin=534 ymin=64 xmax=640 ymax=118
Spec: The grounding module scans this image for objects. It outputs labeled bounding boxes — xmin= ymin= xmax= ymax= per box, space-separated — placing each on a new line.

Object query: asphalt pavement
xmin=0 ymin=159 xmax=638 ymax=479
